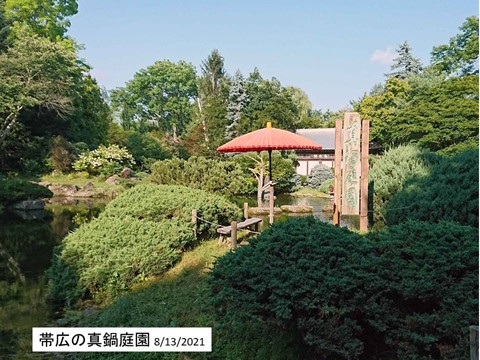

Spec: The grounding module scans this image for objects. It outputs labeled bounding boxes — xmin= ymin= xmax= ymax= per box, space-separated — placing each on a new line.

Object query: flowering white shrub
xmin=73 ymin=145 xmax=135 ymax=176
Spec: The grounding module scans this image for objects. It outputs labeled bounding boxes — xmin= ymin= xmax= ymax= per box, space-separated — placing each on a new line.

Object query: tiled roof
xmin=296 ymin=128 xmax=335 ymax=150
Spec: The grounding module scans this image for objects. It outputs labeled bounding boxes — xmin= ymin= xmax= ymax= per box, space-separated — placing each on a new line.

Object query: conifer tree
xmin=225 ymin=70 xmax=248 ymax=140
xmin=386 ymin=41 xmax=423 ymax=79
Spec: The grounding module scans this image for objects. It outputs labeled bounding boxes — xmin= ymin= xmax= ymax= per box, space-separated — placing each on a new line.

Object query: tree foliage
xmin=4 ymin=0 xmax=78 ymax=40
xmin=0 ymin=30 xmax=81 ymax=146
xmin=386 ymin=41 xmax=423 ymax=79
xmin=431 ymin=16 xmax=479 ymax=76
xmin=110 ymin=60 xmax=197 ymax=140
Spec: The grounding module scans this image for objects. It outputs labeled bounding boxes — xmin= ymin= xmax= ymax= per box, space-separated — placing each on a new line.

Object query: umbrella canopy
xmin=217 ymin=122 xmax=322 ymax=180
xmin=217 ymin=122 xmax=323 ymax=153
xmin=217 ymin=122 xmax=323 ymax=224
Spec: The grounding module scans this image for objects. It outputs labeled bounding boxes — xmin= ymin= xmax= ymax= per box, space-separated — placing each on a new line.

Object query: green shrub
xmin=48 ymin=184 xmax=241 ymax=304
xmin=210 ymin=217 xmax=374 ymax=359
xmin=0 ymin=178 xmax=52 ymax=206
xmin=210 ymin=217 xmax=478 ymax=359
xmin=73 ymin=145 xmax=135 ymax=176
xmin=151 ymin=156 xmax=255 ymax=196
xmin=50 ymin=135 xmax=77 ymax=173
xmin=386 ymin=149 xmax=478 ymax=227
xmin=102 ymin=183 xmax=242 ymax=236
xmin=370 ymin=221 xmax=478 ymax=359
xmin=126 ymin=131 xmax=170 ymax=169
xmin=369 ymin=145 xmax=438 ymax=228
xmin=318 ymin=178 xmax=334 ymax=193
xmin=48 ymin=217 xmax=193 ymax=304
xmin=307 ymin=163 xmax=333 ymax=188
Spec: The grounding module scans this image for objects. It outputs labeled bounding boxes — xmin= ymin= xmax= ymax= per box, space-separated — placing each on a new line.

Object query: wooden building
xmin=295 ymin=128 xmax=335 ymax=175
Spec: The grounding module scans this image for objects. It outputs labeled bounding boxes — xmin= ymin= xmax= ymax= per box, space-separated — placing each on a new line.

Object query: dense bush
xmin=319 ymin=177 xmax=334 ymax=193
xmin=210 ymin=217 xmax=478 ymax=359
xmin=386 ymin=149 xmax=478 ymax=227
xmin=126 ymin=131 xmax=171 ymax=169
xmin=0 ymin=178 xmax=52 ymax=206
xmin=370 ymin=221 xmax=478 ymax=359
xmin=369 ymin=145 xmax=438 ymax=228
xmin=73 ymin=145 xmax=135 ymax=176
xmin=48 ymin=217 xmax=193 ymax=304
xmin=102 ymin=183 xmax=242 ymax=236
xmin=48 ymin=184 xmax=241 ymax=304
xmin=151 ymin=156 xmax=255 ymax=196
xmin=307 ymin=163 xmax=333 ymax=189
xmin=50 ymin=136 xmax=77 ymax=173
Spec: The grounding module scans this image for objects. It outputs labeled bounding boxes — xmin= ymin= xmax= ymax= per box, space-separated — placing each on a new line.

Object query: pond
xmin=0 ymin=198 xmax=107 ymax=358
xmin=232 ymin=193 xmax=359 ymax=230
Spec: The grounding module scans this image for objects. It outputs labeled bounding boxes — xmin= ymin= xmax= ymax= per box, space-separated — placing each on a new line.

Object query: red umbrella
xmin=217 ymin=122 xmax=322 ymax=180
xmin=217 ymin=122 xmax=323 ymax=224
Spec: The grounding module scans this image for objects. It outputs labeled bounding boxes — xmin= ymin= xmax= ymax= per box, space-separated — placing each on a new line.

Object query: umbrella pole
xmin=268 ymin=149 xmax=274 ymax=225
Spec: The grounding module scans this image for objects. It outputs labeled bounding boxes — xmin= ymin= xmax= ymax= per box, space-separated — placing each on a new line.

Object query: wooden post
xmin=360 ymin=120 xmax=370 ymax=232
xmin=269 ymin=183 xmax=274 ymax=224
xmin=333 ymin=119 xmax=342 ymax=226
xmin=230 ymin=221 xmax=237 ymax=249
xmin=192 ymin=209 xmax=197 ymax=237
xmin=244 ymin=202 xmax=249 ymax=219
xmin=471 ymin=326 xmax=479 ymax=360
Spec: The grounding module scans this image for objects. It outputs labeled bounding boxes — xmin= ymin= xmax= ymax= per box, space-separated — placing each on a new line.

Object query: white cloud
xmin=370 ymin=48 xmax=395 ymax=65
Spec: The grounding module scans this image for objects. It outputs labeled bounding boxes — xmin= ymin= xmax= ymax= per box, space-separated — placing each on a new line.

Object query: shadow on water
xmin=0 ymin=198 xmax=107 ymax=358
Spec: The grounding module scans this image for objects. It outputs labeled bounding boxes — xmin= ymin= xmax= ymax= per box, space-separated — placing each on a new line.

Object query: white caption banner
xmin=32 ymin=327 xmax=212 ymax=352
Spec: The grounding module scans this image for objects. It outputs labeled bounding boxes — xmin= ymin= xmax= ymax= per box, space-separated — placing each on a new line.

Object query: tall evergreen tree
xmin=386 ymin=41 xmax=423 ymax=79
xmin=200 ymin=49 xmax=225 ymax=96
xmin=225 ymin=70 xmax=248 ymax=140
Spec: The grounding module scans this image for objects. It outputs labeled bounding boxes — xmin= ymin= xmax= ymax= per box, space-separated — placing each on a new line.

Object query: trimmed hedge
xmin=210 ymin=217 xmax=478 ymax=359
xmin=48 ymin=184 xmax=241 ymax=305
xmin=102 ymin=183 xmax=242 ymax=236
xmin=386 ymin=149 xmax=478 ymax=227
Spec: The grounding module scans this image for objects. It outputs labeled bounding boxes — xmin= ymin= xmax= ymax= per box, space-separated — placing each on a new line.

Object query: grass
xmin=290 ymin=187 xmax=330 ymax=198
xmin=41 ymin=173 xmax=128 ymax=192
xmin=75 ymin=238 xmax=305 ymax=360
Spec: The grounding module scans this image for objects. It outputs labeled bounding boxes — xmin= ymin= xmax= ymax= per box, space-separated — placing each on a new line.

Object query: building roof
xmin=296 ymin=128 xmax=335 ymax=150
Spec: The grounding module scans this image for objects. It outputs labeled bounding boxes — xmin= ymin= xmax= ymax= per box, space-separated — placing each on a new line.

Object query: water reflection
xmin=0 ymin=198 xmax=107 ymax=358
xmin=232 ymin=193 xmax=359 ymax=230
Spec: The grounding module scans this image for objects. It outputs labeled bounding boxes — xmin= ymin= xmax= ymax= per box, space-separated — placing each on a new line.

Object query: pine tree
xmin=225 ymin=70 xmax=248 ymax=140
xmin=386 ymin=41 xmax=423 ymax=79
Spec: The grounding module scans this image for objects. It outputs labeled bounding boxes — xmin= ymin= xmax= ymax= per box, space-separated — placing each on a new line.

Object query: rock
xmin=120 ymin=167 xmax=133 ymax=178
xmin=248 ymin=207 xmax=283 ymax=215
xmin=37 ymin=181 xmax=52 ymax=188
xmin=280 ymin=205 xmax=313 ymax=213
xmin=105 ymin=175 xmax=121 ymax=186
xmin=81 ymin=182 xmax=95 ymax=191
xmin=322 ymin=202 xmax=334 ymax=213
xmin=48 ymin=184 xmax=79 ymax=197
xmin=12 ymin=199 xmax=46 ymax=210
xmin=13 ymin=209 xmax=49 ymax=220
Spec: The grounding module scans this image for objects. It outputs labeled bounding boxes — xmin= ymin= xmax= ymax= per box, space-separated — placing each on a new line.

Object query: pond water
xmin=0 ymin=198 xmax=107 ymax=358
xmin=232 ymin=193 xmax=359 ymax=230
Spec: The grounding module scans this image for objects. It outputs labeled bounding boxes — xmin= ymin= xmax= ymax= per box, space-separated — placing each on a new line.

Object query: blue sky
xmin=68 ymin=1 xmax=478 ymax=110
